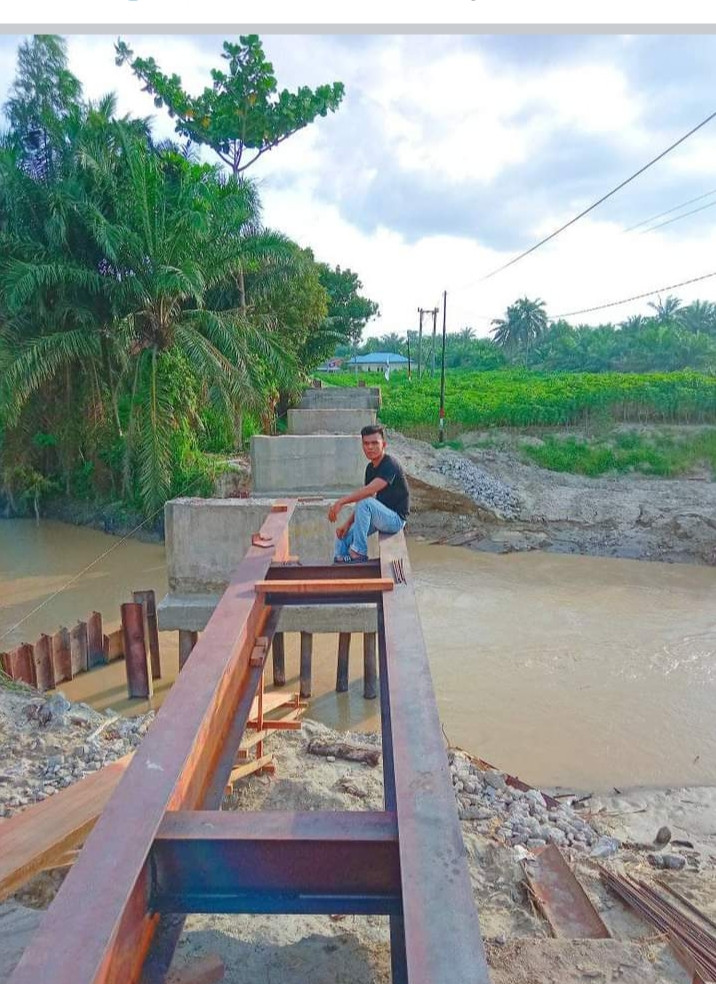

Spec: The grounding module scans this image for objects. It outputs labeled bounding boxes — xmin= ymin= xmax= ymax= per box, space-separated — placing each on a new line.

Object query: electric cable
xmin=625 ymin=187 xmax=716 ymax=232
xmin=553 ymin=270 xmax=716 ymax=319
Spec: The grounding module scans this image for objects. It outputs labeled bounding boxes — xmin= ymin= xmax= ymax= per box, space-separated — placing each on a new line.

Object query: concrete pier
xmin=287 ymin=408 xmax=376 ymax=435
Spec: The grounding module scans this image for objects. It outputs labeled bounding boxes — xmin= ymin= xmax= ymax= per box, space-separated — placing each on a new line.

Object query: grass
xmin=520 ymin=428 xmax=716 ymax=478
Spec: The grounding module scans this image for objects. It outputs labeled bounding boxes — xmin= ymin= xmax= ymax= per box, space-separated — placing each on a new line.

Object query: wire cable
xmin=639 ymin=197 xmax=716 ymax=234
xmin=553 ymin=270 xmax=716 ymax=319
xmin=456 ymin=108 xmax=716 ymax=289
xmin=625 ymin=187 xmax=716 ymax=232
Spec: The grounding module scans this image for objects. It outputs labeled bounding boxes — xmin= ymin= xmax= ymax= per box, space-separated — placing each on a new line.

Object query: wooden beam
xmin=0 ymin=755 xmax=132 ymax=902
xmin=255 ymin=578 xmax=393 ymax=596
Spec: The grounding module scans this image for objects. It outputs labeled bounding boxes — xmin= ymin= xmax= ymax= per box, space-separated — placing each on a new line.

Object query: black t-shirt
xmin=365 ymin=454 xmax=410 ymax=520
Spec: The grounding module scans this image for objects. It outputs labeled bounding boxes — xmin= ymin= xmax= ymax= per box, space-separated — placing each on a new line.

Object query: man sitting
xmin=328 ymin=424 xmax=410 ymax=563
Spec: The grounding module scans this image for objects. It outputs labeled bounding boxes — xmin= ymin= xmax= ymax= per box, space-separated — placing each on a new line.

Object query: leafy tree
xmin=317 ymin=264 xmax=379 ymax=350
xmin=680 ymin=300 xmax=716 ymax=336
xmin=4 ymin=34 xmax=82 ymax=179
xmin=115 ymin=35 xmax=345 ymax=176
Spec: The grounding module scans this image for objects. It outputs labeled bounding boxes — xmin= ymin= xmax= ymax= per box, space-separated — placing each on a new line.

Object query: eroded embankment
xmin=386 ymin=432 xmax=716 ymax=565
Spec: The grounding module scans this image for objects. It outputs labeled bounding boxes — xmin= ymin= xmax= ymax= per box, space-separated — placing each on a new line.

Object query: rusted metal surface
xmin=70 ymin=620 xmax=89 ymax=676
xmin=33 ymin=634 xmax=54 ymax=691
xmin=10 ymin=644 xmax=35 ymax=686
xmin=10 ymin=512 xmax=490 ymax=984
xmin=87 ymin=611 xmax=106 ymax=668
xmin=255 ymin=577 xmax=393 ymax=596
xmin=8 ymin=504 xmax=295 ymax=984
xmin=523 ymin=844 xmax=610 ymax=939
xmin=133 ymin=592 xmax=161 ymax=679
xmin=299 ymin=630 xmax=312 ymax=698
xmin=51 ymin=627 xmax=72 ymax=683
xmin=363 ymin=631 xmax=377 ymax=699
xmin=271 ymin=632 xmax=285 ymax=687
xmin=266 ymin=561 xmax=381 ymax=580
xmin=379 ymin=531 xmax=490 ymax=984
xmin=151 ymin=811 xmax=400 ymax=914
xmin=122 ymin=602 xmax=153 ymax=699
xmin=602 ymin=868 xmax=716 ymax=981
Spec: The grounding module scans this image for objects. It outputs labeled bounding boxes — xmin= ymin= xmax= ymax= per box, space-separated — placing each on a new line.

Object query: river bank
xmin=2 ymin=425 xmax=714 ymax=566
xmin=1 ymin=687 xmax=713 ymax=984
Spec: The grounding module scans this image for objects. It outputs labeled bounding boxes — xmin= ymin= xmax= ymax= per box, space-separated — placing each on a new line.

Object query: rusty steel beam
xmin=378 ymin=531 xmax=490 ymax=984
xmin=151 ymin=810 xmax=400 ymax=915
xmin=266 ymin=561 xmax=382 ymax=580
xmin=8 ymin=503 xmax=295 ymax=984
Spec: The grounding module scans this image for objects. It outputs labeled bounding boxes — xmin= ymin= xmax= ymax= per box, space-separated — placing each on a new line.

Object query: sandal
xmin=333 ymin=552 xmax=368 ymax=564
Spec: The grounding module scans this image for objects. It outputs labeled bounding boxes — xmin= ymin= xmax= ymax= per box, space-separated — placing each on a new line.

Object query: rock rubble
xmin=449 ymin=750 xmax=601 ymax=853
xmin=434 ymin=455 xmax=522 ymax=519
xmin=0 ymin=687 xmax=154 ymax=818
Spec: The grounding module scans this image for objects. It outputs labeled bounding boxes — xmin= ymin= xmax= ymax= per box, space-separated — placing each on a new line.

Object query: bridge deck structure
xmin=8 ymin=501 xmax=490 ymax=984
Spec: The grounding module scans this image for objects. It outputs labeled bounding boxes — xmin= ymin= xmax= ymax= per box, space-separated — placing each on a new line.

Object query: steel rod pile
xmin=601 ymin=867 xmax=716 ymax=982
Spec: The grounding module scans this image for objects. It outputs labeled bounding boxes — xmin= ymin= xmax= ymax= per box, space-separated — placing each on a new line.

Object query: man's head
xmin=360 ymin=424 xmax=387 ymax=463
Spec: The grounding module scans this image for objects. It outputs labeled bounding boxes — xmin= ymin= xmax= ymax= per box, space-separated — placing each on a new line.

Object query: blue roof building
xmin=345 ymin=352 xmax=409 ymax=371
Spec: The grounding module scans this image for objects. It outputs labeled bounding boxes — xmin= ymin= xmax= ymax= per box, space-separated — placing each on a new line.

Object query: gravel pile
xmin=435 ymin=455 xmax=522 ymax=518
xmin=0 ymin=687 xmax=154 ymax=818
xmin=449 ymin=750 xmax=616 ymax=855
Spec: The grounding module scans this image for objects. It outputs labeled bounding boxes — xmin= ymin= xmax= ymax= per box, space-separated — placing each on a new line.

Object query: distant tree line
xmin=342 ymin=294 xmax=716 ymax=374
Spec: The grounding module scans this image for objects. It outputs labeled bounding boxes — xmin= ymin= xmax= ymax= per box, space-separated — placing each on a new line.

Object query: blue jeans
xmin=335 ymin=498 xmax=405 ymax=559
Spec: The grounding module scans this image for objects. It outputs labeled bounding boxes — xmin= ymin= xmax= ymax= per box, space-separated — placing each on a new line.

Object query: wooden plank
xmin=87 ymin=612 xmax=106 ymax=668
xmin=0 ymin=755 xmax=133 ymax=901
xmin=32 ymin=634 xmax=54 ymax=691
xmin=255 ymin=578 xmax=393 ymax=596
xmin=51 ymin=628 xmax=72 ymax=683
xmin=228 ymin=755 xmax=274 ymax=782
xmin=166 ymin=955 xmax=224 ymax=984
xmin=7 ymin=503 xmax=295 ymax=984
xmin=70 ymin=622 xmax=89 ymax=676
xmin=122 ymin=602 xmax=152 ymax=699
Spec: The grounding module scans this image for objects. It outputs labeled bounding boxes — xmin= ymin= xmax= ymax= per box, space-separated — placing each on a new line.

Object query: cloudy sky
xmin=1 ymin=32 xmax=716 ymax=338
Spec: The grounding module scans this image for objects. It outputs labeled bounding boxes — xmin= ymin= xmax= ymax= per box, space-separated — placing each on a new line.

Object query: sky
xmin=1 ymin=32 xmax=716 ymax=338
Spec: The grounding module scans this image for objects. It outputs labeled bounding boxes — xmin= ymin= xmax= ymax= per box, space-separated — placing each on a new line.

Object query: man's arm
xmin=328 ymin=477 xmax=387 ymax=523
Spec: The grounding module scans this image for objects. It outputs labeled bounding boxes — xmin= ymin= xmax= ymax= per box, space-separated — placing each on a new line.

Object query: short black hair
xmin=361 ymin=424 xmax=386 ymax=440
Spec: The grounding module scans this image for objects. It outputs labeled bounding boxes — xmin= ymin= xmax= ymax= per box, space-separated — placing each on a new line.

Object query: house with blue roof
xmin=345 ymin=352 xmax=410 ymax=372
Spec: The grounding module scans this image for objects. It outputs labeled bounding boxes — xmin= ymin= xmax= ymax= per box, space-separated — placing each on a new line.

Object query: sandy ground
xmin=167 ymin=723 xmax=714 ymax=984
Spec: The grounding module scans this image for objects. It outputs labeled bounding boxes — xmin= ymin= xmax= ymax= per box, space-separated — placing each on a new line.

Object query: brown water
xmin=1 ymin=519 xmax=714 ymax=791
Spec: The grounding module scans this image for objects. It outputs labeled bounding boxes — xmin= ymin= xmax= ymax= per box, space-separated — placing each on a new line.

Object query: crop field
xmin=319 ymin=369 xmax=716 ymax=435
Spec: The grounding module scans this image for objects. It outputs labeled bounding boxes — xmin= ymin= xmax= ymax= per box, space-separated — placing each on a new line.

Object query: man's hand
xmin=327 ymin=500 xmax=343 ymax=523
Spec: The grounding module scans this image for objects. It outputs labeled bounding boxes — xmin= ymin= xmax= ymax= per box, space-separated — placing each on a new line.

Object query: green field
xmin=319 ymin=369 xmax=716 ymax=433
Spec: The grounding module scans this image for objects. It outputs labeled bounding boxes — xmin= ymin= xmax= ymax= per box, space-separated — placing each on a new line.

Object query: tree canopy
xmin=115 ymin=35 xmax=345 ymax=175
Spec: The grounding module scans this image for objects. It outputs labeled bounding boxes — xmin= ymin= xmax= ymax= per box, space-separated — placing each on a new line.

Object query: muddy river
xmin=1 ymin=519 xmax=714 ymax=791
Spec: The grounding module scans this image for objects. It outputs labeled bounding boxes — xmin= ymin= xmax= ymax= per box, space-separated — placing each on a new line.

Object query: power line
xmin=625 ymin=186 xmax=716 ymax=232
xmin=640 ymin=197 xmax=716 ymax=233
xmin=459 ymin=107 xmax=716 ymax=288
xmin=553 ymin=270 xmax=716 ymax=319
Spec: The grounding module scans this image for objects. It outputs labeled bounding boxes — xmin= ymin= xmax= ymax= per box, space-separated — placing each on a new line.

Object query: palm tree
xmin=490 ymin=297 xmax=548 ymax=359
xmin=679 ymin=300 xmax=716 ymax=336
xmin=647 ymin=294 xmax=683 ymax=325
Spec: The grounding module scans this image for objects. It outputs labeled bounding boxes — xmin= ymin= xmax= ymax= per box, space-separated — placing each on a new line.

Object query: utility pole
xmin=438 ymin=292 xmax=447 ymax=443
xmin=406 ymin=331 xmax=412 ymax=380
xmin=429 ymin=306 xmax=439 ymax=376
xmin=417 ymin=308 xmax=425 ymax=380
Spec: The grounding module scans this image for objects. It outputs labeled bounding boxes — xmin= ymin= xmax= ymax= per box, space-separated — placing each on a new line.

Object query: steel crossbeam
xmin=8 ymin=503 xmax=490 ymax=984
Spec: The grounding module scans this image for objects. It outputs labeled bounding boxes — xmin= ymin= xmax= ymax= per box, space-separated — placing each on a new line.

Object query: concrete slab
xmin=157 ymin=593 xmax=377 ymax=633
xmin=298 ymin=387 xmax=381 ymax=411
xmin=287 ymin=409 xmax=376 ymax=435
xmin=251 ymin=435 xmax=365 ymax=494
xmin=164 ymin=497 xmax=369 ymax=594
